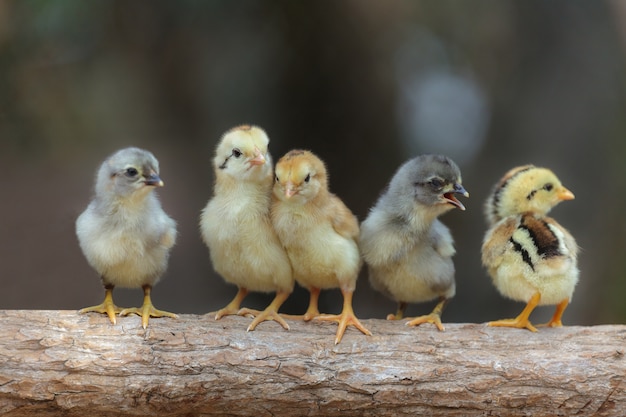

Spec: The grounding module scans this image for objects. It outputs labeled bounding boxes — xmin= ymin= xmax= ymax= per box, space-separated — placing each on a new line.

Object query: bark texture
xmin=0 ymin=310 xmax=624 ymax=416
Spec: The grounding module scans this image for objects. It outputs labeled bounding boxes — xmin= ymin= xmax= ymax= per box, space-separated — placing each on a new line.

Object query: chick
xmin=76 ymin=147 xmax=177 ymax=329
xmin=360 ymin=155 xmax=468 ymax=331
xmin=200 ymin=125 xmax=293 ymax=331
xmin=482 ymin=165 xmax=578 ymax=332
xmin=272 ymin=149 xmax=371 ymax=344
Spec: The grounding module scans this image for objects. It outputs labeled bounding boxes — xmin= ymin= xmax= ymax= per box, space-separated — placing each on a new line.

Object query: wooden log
xmin=0 ymin=310 xmax=624 ymax=416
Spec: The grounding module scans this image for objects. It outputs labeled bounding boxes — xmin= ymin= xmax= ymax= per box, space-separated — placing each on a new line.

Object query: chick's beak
xmin=443 ymin=183 xmax=469 ymax=211
xmin=144 ymin=172 xmax=164 ymax=187
xmin=249 ymin=147 xmax=266 ymax=166
xmin=557 ymin=187 xmax=575 ymax=201
xmin=284 ymin=181 xmax=296 ymax=198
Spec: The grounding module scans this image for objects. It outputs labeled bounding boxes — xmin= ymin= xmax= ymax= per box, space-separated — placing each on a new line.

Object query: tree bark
xmin=0 ymin=310 xmax=624 ymax=416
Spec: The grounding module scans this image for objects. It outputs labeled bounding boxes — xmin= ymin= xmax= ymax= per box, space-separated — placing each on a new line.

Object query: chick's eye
xmin=125 ymin=167 xmax=139 ymax=177
xmin=544 ymin=183 xmax=554 ymax=191
xmin=274 ymin=174 xmax=279 ymax=182
xmin=429 ymin=178 xmax=444 ymax=189
xmin=304 ymin=174 xmax=311 ymax=183
xmin=232 ymin=148 xmax=242 ymax=158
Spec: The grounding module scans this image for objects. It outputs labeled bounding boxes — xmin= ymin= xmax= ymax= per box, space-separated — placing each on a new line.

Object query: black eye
xmin=544 ymin=183 xmax=554 ymax=191
xmin=232 ymin=148 xmax=242 ymax=158
xmin=126 ymin=167 xmax=139 ymax=177
xmin=429 ymin=178 xmax=444 ymax=189
xmin=275 ymin=174 xmax=279 ymax=182
xmin=304 ymin=174 xmax=311 ymax=183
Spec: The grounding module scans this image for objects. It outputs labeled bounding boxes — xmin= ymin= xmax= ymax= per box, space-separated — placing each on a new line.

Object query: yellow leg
xmin=538 ymin=299 xmax=569 ymax=328
xmin=281 ymin=287 xmax=320 ymax=321
xmin=387 ymin=301 xmax=408 ymax=321
xmin=488 ymin=292 xmax=541 ymax=332
xmin=119 ymin=285 xmax=178 ymax=329
xmin=79 ymin=285 xmax=122 ymax=325
xmin=315 ymin=288 xmax=372 ymax=345
xmin=239 ymin=291 xmax=291 ymax=332
xmin=303 ymin=287 xmax=321 ymax=321
xmin=279 ymin=287 xmax=321 ymax=321
xmin=214 ymin=287 xmax=248 ymax=320
xmin=406 ymin=297 xmax=448 ymax=331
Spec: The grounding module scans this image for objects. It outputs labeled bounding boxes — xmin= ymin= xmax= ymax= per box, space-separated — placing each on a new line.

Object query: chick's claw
xmin=315 ymin=303 xmax=372 ymax=345
xmin=78 ymin=287 xmax=122 ymax=325
xmin=120 ymin=304 xmax=178 ymax=329
xmin=239 ymin=308 xmax=290 ymax=331
xmin=239 ymin=291 xmax=291 ymax=331
xmin=214 ymin=288 xmax=249 ymax=320
xmin=79 ymin=302 xmax=122 ymax=325
xmin=118 ymin=285 xmax=177 ymax=329
xmin=488 ymin=318 xmax=538 ymax=333
xmin=315 ymin=290 xmax=372 ymax=345
xmin=406 ymin=313 xmax=445 ymax=332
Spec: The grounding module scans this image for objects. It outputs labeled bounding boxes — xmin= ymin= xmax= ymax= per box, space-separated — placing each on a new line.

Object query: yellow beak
xmin=557 ymin=187 xmax=575 ymax=201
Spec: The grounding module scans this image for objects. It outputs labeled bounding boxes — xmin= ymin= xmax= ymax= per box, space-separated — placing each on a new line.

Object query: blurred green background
xmin=1 ymin=0 xmax=625 ymax=326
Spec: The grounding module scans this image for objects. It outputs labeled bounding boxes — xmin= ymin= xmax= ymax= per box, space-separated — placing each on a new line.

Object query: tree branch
xmin=0 ymin=310 xmax=624 ymax=416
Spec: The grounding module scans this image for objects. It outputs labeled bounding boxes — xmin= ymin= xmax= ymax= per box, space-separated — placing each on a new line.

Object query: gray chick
xmin=359 ymin=155 xmax=468 ymax=331
xmin=76 ymin=147 xmax=177 ymax=328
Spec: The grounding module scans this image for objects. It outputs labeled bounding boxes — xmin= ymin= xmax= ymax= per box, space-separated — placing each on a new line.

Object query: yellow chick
xmin=76 ymin=147 xmax=177 ymax=329
xmin=200 ymin=125 xmax=293 ymax=331
xmin=271 ymin=149 xmax=371 ymax=345
xmin=482 ymin=165 xmax=579 ymax=331
xmin=359 ymin=155 xmax=469 ymax=331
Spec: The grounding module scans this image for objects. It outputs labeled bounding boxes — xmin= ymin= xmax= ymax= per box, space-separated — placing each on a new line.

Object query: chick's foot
xmin=119 ymin=285 xmax=177 ymax=329
xmin=78 ymin=286 xmax=122 ymax=325
xmin=239 ymin=291 xmax=291 ymax=331
xmin=314 ymin=289 xmax=371 ymax=344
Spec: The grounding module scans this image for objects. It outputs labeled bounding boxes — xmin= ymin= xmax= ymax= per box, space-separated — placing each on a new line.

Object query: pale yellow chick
xmin=200 ymin=125 xmax=293 ymax=331
xmin=271 ymin=149 xmax=371 ymax=344
xmin=482 ymin=165 xmax=579 ymax=331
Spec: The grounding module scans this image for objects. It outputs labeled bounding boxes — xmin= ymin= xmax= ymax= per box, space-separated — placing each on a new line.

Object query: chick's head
xmin=214 ymin=125 xmax=271 ymax=182
xmin=273 ymin=150 xmax=327 ymax=204
xmin=486 ymin=165 xmax=574 ymax=224
xmin=387 ymin=154 xmax=468 ymax=215
xmin=96 ymin=147 xmax=163 ymax=200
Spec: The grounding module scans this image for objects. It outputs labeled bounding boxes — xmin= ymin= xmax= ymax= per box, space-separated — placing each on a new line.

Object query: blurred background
xmin=1 ymin=0 xmax=625 ymax=327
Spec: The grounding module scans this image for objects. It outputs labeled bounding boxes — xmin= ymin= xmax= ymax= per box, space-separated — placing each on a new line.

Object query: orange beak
xmin=249 ymin=147 xmax=266 ymax=166
xmin=557 ymin=187 xmax=575 ymax=201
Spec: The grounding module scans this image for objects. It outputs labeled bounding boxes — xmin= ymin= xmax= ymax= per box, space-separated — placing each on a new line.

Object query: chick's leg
xmin=119 ymin=285 xmax=178 ymax=329
xmin=78 ymin=284 xmax=122 ymax=325
xmin=387 ymin=301 xmax=408 ymax=321
xmin=239 ymin=291 xmax=291 ymax=332
xmin=303 ymin=287 xmax=321 ymax=321
xmin=406 ymin=297 xmax=448 ymax=331
xmin=538 ymin=299 xmax=569 ymax=328
xmin=488 ymin=292 xmax=540 ymax=332
xmin=280 ymin=287 xmax=321 ymax=321
xmin=214 ymin=287 xmax=248 ymax=320
xmin=315 ymin=288 xmax=372 ymax=345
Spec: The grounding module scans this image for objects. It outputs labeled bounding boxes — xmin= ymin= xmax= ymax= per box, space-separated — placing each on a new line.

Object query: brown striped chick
xmin=482 ymin=165 xmax=578 ymax=332
xmin=76 ymin=147 xmax=177 ymax=329
xmin=360 ymin=155 xmax=468 ymax=331
xmin=271 ymin=150 xmax=371 ymax=344
xmin=200 ymin=125 xmax=294 ymax=331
